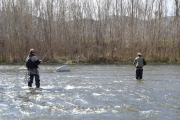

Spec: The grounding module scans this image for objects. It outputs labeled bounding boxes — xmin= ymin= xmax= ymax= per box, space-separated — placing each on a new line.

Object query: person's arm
xmin=36 ymin=60 xmax=41 ymax=65
xmin=133 ymin=59 xmax=136 ymax=66
xmin=31 ymin=56 xmax=41 ymax=65
xmin=143 ymin=59 xmax=146 ymax=65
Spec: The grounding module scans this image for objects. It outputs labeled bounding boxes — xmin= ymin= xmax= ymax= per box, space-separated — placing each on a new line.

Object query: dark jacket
xmin=28 ymin=54 xmax=41 ymax=68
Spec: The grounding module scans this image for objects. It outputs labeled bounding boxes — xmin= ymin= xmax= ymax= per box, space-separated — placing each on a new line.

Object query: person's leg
xmin=136 ymin=68 xmax=140 ymax=79
xmin=139 ymin=69 xmax=143 ymax=79
xmin=35 ymin=74 xmax=40 ymax=88
xmin=28 ymin=75 xmax=34 ymax=87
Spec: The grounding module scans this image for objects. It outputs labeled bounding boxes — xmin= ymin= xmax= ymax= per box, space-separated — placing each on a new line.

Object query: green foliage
xmin=0 ymin=60 xmax=10 ymax=64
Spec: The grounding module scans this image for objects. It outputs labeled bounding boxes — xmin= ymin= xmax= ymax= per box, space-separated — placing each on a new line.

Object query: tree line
xmin=0 ymin=0 xmax=179 ymax=64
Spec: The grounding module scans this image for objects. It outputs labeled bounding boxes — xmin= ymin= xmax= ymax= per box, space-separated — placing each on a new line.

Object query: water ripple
xmin=0 ymin=65 xmax=179 ymax=119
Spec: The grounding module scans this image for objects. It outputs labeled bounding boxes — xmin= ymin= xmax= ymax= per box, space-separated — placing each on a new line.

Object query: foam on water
xmin=65 ymin=85 xmax=75 ymax=90
xmin=0 ymin=65 xmax=179 ymax=119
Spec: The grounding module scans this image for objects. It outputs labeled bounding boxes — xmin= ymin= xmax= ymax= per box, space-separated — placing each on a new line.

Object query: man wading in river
xmin=26 ymin=49 xmax=41 ymax=89
xmin=133 ymin=52 xmax=146 ymax=80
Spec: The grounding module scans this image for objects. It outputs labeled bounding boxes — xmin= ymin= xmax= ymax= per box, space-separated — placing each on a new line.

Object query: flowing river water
xmin=0 ymin=65 xmax=180 ymax=120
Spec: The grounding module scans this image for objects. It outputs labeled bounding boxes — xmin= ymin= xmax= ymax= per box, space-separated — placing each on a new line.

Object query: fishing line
xmin=24 ymin=70 xmax=29 ymax=84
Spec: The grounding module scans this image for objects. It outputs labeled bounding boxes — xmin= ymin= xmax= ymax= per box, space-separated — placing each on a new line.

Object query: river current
xmin=0 ymin=65 xmax=179 ymax=120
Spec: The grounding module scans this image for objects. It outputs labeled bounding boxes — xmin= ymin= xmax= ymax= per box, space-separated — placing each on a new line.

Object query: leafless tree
xmin=0 ymin=0 xmax=179 ymax=63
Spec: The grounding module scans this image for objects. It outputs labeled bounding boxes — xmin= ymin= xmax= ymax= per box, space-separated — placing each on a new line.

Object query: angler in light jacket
xmin=26 ymin=49 xmax=41 ymax=89
xmin=133 ymin=52 xmax=146 ymax=80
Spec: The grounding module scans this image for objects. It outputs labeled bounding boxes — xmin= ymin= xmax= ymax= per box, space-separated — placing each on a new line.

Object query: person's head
xmin=29 ymin=49 xmax=35 ymax=55
xmin=137 ymin=52 xmax=142 ymax=57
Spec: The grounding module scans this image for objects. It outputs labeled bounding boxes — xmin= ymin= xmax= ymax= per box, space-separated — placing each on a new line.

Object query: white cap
xmin=137 ymin=52 xmax=142 ymax=56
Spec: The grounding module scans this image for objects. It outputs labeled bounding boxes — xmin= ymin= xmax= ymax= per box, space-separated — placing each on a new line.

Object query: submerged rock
xmin=56 ymin=65 xmax=70 ymax=72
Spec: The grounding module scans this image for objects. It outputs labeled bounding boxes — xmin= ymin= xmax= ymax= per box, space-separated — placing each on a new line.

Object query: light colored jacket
xmin=134 ymin=57 xmax=146 ymax=68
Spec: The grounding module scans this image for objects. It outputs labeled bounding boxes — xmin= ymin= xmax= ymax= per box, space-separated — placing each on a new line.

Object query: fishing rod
xmin=41 ymin=45 xmax=55 ymax=60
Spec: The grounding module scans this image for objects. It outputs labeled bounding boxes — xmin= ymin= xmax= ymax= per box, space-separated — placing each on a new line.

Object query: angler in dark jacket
xmin=133 ymin=52 xmax=146 ymax=80
xmin=26 ymin=49 xmax=41 ymax=89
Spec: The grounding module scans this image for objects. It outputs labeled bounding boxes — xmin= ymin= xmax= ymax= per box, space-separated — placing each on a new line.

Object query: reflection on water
xmin=0 ymin=65 xmax=180 ymax=119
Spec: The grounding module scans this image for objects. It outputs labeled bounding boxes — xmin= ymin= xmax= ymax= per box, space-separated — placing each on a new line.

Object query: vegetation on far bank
xmin=1 ymin=57 xmax=180 ymax=66
xmin=0 ymin=0 xmax=180 ymax=64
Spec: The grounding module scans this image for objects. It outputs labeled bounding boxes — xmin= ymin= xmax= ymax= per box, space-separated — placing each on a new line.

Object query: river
xmin=0 ymin=65 xmax=179 ymax=120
